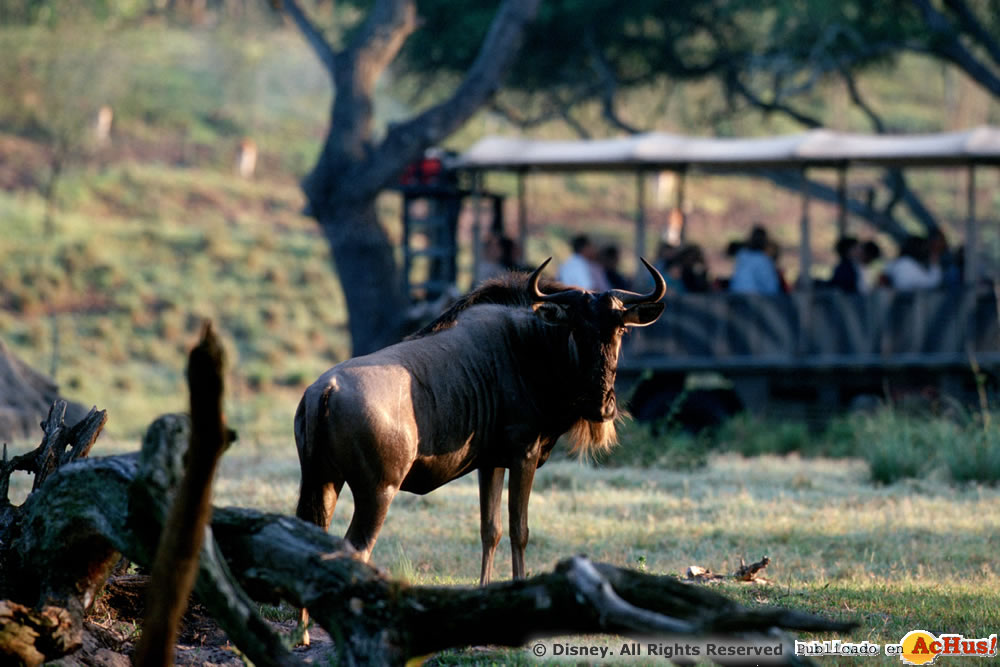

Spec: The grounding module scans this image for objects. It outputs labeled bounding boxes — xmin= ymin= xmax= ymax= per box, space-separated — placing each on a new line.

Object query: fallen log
xmin=0 ymin=347 xmax=856 ymax=666
xmin=2 ymin=418 xmax=855 ymax=665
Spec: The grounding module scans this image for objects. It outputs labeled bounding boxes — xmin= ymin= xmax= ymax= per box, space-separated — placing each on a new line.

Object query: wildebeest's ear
xmin=532 ymin=302 xmax=570 ymax=325
xmin=623 ymin=302 xmax=664 ymax=327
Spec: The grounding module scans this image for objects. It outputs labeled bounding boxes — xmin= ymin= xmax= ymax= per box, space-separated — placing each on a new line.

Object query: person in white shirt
xmin=557 ymin=234 xmax=610 ymax=291
xmin=884 ymin=235 xmax=942 ymax=290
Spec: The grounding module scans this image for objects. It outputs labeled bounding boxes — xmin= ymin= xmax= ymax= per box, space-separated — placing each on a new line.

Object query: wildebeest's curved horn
xmin=609 ymin=257 xmax=668 ymax=304
xmin=528 ymin=257 xmax=581 ymax=303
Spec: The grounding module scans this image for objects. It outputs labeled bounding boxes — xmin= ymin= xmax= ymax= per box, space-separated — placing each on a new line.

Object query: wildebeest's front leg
xmin=478 ymin=467 xmax=505 ymax=586
xmin=508 ymin=456 xmax=538 ymax=579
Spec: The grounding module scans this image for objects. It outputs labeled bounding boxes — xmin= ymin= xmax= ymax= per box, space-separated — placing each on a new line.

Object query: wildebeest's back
xmin=308 ymin=305 xmax=550 ymax=494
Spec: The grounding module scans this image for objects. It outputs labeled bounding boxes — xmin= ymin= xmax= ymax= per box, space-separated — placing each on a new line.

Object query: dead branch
xmin=134 ymin=322 xmax=233 ymax=667
xmin=128 ymin=415 xmax=299 ymax=667
xmin=0 ymin=401 xmax=107 ymax=505
xmin=734 ymin=556 xmax=771 ymax=583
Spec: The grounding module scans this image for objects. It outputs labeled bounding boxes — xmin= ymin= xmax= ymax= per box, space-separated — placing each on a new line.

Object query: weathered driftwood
xmin=1 ymin=400 xmax=107 ymax=504
xmin=0 ymin=400 xmax=110 ymax=650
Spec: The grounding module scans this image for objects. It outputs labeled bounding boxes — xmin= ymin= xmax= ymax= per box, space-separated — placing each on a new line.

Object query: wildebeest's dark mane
xmin=406 ymin=271 xmax=576 ymax=340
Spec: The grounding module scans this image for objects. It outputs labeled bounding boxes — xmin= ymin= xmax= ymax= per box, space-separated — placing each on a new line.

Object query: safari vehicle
xmin=398 ymin=128 xmax=1000 ymax=422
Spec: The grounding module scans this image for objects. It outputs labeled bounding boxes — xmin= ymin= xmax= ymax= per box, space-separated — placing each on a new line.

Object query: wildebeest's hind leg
xmin=508 ymin=457 xmax=538 ymax=579
xmin=344 ymin=483 xmax=398 ymax=562
xmin=295 ymin=470 xmax=343 ymax=530
xmin=478 ymin=467 xmax=505 ymax=586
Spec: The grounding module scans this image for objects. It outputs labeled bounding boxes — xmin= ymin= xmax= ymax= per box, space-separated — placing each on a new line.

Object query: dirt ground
xmin=50 ymin=595 xmax=337 ymax=666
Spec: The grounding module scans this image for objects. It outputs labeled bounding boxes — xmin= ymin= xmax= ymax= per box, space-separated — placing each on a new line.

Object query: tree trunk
xmin=283 ymin=0 xmax=540 ymax=356
xmin=319 ymin=197 xmax=409 ymax=355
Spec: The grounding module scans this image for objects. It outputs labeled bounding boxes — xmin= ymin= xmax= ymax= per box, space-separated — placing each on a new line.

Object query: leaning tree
xmin=273 ymin=0 xmax=542 ymax=355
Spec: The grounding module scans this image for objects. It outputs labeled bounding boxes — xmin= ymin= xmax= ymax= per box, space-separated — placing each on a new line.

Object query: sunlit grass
xmin=202 ymin=447 xmax=1000 ymax=662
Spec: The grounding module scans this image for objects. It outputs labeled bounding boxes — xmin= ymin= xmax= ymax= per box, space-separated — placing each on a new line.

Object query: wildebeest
xmin=294 ymin=257 xmax=666 ymax=588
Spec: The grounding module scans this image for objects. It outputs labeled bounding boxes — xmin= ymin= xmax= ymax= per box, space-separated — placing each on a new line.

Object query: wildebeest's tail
xmin=294 ymin=388 xmax=337 ymax=528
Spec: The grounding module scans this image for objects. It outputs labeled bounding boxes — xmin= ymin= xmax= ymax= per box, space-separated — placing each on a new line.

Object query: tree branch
xmin=361 ymin=0 xmax=542 ymax=194
xmin=912 ymin=0 xmax=1000 ymax=97
xmin=301 ymin=0 xmax=418 ymax=214
xmin=839 ymin=68 xmax=885 ymax=133
xmin=726 ymin=73 xmax=824 ymax=128
xmin=585 ymin=32 xmax=643 ymax=135
xmin=942 ymin=0 xmax=1000 ymax=70
xmin=281 ymin=0 xmax=338 ymax=77
xmin=489 ymin=78 xmax=607 ymax=133
xmin=754 ymin=169 xmax=909 ymax=241
xmin=349 ymin=0 xmax=418 ymax=82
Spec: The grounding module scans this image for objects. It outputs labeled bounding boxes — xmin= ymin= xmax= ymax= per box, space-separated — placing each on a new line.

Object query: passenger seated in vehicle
xmin=557 ymin=234 xmax=610 ymax=291
xmin=830 ymin=236 xmax=863 ymax=293
xmin=677 ymin=244 xmax=711 ymax=293
xmin=883 ymin=235 xmax=942 ymax=290
xmin=729 ymin=225 xmax=780 ymax=294
xmin=599 ymin=244 xmax=631 ymax=290
xmin=475 ymin=233 xmax=508 ymax=284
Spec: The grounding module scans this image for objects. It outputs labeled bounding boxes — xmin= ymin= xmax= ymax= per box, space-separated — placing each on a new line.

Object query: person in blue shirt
xmin=729 ymin=225 xmax=780 ymax=294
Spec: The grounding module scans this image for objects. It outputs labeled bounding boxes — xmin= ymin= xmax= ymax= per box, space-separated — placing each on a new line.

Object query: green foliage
xmin=597 ymin=421 xmax=709 ymax=470
xmin=395 ymin=0 xmax=999 ymax=137
xmin=0 ymin=0 xmax=147 ymax=26
xmin=945 ymin=428 xmax=1000 ymax=485
xmin=614 ymin=408 xmax=1000 ymax=486
xmin=714 ymin=414 xmax=813 ymax=457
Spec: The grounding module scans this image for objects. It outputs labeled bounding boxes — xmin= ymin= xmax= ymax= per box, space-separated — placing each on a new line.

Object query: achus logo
xmin=897 ymin=630 xmax=997 ymax=664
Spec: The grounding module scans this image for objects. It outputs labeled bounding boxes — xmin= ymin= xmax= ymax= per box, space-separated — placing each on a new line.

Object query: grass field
xmin=13 ymin=428 xmax=997 ymax=665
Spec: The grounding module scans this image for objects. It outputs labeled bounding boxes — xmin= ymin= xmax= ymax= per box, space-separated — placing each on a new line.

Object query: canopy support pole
xmin=517 ymin=169 xmax=527 ymax=262
xmin=799 ymin=170 xmax=813 ymax=290
xmin=472 ymin=171 xmax=484 ymax=286
xmin=965 ymin=164 xmax=978 ymax=286
xmin=836 ymin=166 xmax=848 ymax=238
xmin=671 ymin=168 xmax=687 ymax=245
xmin=635 ymin=170 xmax=647 ymax=260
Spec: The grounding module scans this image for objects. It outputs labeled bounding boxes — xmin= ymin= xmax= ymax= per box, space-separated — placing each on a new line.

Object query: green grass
xmin=196 ymin=448 xmax=1000 ymax=664
xmin=0 ymin=170 xmax=349 ymax=443
xmin=607 ymin=409 xmax=1000 ymax=486
xmin=11 ymin=432 xmax=998 ymax=663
